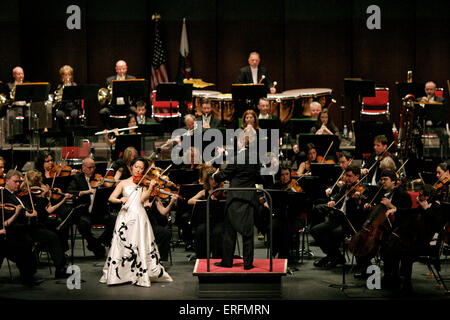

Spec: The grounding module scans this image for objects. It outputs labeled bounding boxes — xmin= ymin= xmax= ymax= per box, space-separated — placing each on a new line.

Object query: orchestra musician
xmin=1 ymin=169 xmax=41 ymax=286
xmin=66 ymin=158 xmax=108 ymax=257
xmin=106 ymin=146 xmax=139 ymax=187
xmin=309 ymin=101 xmax=322 ymax=120
xmin=35 ymin=150 xmax=78 ymax=180
xmin=435 ymin=161 xmax=450 ymax=203
xmin=361 ymin=135 xmax=395 ymax=185
xmin=257 ymin=97 xmax=278 ymax=120
xmin=135 ymin=100 xmax=154 ymax=125
xmin=144 ymin=185 xmax=179 ymax=264
xmin=54 ymin=65 xmax=79 ymax=130
xmin=19 ymin=169 xmax=69 ymax=279
xmin=297 ymin=143 xmax=318 ymax=176
xmin=381 ymin=184 xmax=445 ymax=294
xmin=188 ymin=165 xmax=224 ymax=259
xmin=99 ymin=60 xmax=137 ymax=129
xmin=325 ymin=151 xmax=353 ymax=198
xmin=196 ymin=97 xmax=221 ymax=129
xmin=310 ymin=165 xmax=368 ymax=268
xmin=353 ymin=170 xmax=412 ymax=280
xmin=237 ymin=51 xmax=276 ymax=94
xmin=311 ymin=108 xmax=339 ymax=136
xmin=6 ymin=66 xmax=29 ymax=136
xmin=418 ymin=81 xmax=445 ymax=105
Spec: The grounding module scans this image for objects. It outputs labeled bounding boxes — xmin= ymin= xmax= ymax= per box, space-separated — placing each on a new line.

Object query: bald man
xmin=418 ymin=81 xmax=445 ymax=104
xmin=100 ymin=60 xmax=137 ymax=128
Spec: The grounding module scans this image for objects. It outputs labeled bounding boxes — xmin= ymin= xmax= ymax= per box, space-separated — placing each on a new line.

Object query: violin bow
xmin=50 ymin=151 xmax=68 ymax=190
xmin=360 ymin=140 xmax=395 ymax=183
xmin=321 ymin=141 xmax=334 ymax=163
xmin=1 ymin=186 xmax=5 ymax=233
xmin=334 ymin=179 xmax=364 ymax=207
xmin=24 ymin=174 xmax=35 ymax=225
xmin=329 ymin=158 xmax=353 ymax=194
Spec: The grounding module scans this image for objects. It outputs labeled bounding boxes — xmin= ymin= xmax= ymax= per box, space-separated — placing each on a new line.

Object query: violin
xmin=17 ymin=186 xmax=43 ymax=198
xmin=49 ymin=165 xmax=73 ymax=178
xmin=151 ymin=187 xmax=184 ymax=201
xmin=434 ymin=177 xmax=449 ymax=191
xmin=0 ymin=203 xmax=17 ymax=213
xmin=316 ymin=156 xmax=335 ymax=164
xmin=284 ymin=179 xmax=303 ymax=193
xmin=49 ymin=187 xmax=77 ymax=201
xmin=89 ymin=173 xmax=105 ymax=189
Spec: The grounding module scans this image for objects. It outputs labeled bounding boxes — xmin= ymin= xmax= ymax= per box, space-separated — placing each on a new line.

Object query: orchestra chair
xmin=151 ymin=90 xmax=181 ymax=119
xmin=407 ymin=191 xmax=420 ymax=209
xmin=61 ymin=139 xmax=91 ymax=163
xmin=435 ymin=88 xmax=444 ymax=98
xmin=415 ymin=226 xmax=449 ymax=294
xmin=360 ymin=87 xmax=390 ymax=120
xmin=33 ymin=241 xmax=52 ymax=275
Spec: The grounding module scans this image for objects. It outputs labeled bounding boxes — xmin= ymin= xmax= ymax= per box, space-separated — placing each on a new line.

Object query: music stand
xmin=344 ymin=78 xmax=375 ymax=122
xmin=14 ymin=83 xmax=50 ymax=152
xmin=297 ymin=134 xmax=340 ymax=159
xmin=156 ymin=82 xmax=193 ymax=130
xmin=111 ymin=79 xmax=149 ymax=115
xmin=62 ymin=84 xmax=100 ymax=126
xmin=396 ymin=82 xmax=425 ymax=100
xmin=191 ymin=199 xmax=226 ymax=228
xmin=115 ymin=134 xmax=142 ymax=155
xmin=232 ymin=84 xmax=267 ymax=126
xmin=354 ymin=121 xmax=394 ymax=158
xmin=310 ymin=163 xmax=341 ymax=185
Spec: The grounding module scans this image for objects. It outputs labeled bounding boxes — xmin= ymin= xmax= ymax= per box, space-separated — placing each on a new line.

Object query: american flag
xmin=151 ymin=17 xmax=169 ymax=91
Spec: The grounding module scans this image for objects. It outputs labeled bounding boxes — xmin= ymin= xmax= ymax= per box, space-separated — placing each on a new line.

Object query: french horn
xmin=98 ymin=84 xmax=112 ymax=105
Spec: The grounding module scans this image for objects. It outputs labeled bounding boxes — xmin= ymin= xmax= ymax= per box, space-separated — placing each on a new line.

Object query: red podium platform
xmin=193 ymin=259 xmax=287 ymax=298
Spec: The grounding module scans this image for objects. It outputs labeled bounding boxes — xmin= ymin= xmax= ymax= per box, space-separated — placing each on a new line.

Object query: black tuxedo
xmin=237 ymin=66 xmax=272 ymax=93
xmin=310 ymin=183 xmax=367 ymax=260
xmin=213 ymin=148 xmax=261 ymax=268
xmin=100 ymin=74 xmax=137 ymax=129
xmin=196 ymin=115 xmax=221 ymax=129
xmin=106 ymin=74 xmax=136 ymax=87
xmin=66 ymin=172 xmax=107 ymax=254
xmin=363 ymin=153 xmax=396 ymax=185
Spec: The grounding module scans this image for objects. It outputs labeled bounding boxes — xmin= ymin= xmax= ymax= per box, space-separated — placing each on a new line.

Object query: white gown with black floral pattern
xmin=100 ymin=185 xmax=172 ymax=287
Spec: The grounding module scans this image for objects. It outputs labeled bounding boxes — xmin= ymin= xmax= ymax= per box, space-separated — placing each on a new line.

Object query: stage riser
xmin=197 ymin=279 xmax=282 ymax=299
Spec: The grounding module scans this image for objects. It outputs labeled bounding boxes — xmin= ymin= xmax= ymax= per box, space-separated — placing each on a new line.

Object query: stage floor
xmin=0 ymin=228 xmax=449 ymax=302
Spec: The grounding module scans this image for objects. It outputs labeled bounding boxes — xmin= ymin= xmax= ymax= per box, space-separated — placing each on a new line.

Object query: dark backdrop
xmin=1 ymin=0 xmax=449 ymax=129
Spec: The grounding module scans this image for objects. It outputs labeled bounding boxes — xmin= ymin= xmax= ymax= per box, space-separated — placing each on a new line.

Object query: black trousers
xmin=221 ymin=201 xmax=255 ymax=268
xmin=310 ymin=214 xmax=346 ymax=258
xmin=194 ymin=222 xmax=224 ymax=259
xmin=153 ymin=224 xmax=171 ymax=261
xmin=31 ymin=224 xmax=66 ymax=271
xmin=0 ymin=236 xmax=36 ymax=281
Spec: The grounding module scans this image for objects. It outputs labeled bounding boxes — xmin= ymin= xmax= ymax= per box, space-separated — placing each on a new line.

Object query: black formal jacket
xmin=195 ymin=115 xmax=221 ymax=129
xmin=237 ymin=66 xmax=272 ymax=93
xmin=67 ymin=172 xmax=92 ymax=207
xmin=372 ymin=187 xmax=412 ymax=211
xmin=106 ymin=74 xmax=136 ymax=87
xmin=362 ymin=153 xmax=396 ymax=185
xmin=330 ymin=183 xmax=368 ymax=230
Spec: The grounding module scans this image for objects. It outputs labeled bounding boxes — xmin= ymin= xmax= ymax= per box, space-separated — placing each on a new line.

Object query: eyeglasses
xmin=44 ymin=159 xmax=54 ymax=163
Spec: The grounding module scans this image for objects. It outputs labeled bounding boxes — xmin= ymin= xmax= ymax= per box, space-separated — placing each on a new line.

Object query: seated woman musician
xmin=103 ymin=146 xmax=138 ymax=188
xmin=143 ymin=180 xmax=179 ymax=263
xmin=19 ymin=169 xmax=70 ymax=279
xmin=187 ymin=165 xmax=225 ymax=259
xmin=297 ymin=143 xmax=318 ymax=176
xmin=434 ymin=161 xmax=450 ymax=203
xmin=35 ymin=150 xmax=77 ymax=180
xmin=310 ymin=108 xmax=339 ymax=136
xmin=54 ymin=65 xmax=79 ymax=130
xmin=241 ymin=109 xmax=260 ymax=132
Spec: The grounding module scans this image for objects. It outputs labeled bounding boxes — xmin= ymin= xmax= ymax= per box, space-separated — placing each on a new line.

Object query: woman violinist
xmin=188 ymin=165 xmax=225 ymax=259
xmin=35 ymin=150 xmax=77 ymax=180
xmin=434 ymin=161 xmax=450 ymax=203
xmin=297 ymin=143 xmax=318 ymax=176
xmin=18 ymin=169 xmax=69 ymax=279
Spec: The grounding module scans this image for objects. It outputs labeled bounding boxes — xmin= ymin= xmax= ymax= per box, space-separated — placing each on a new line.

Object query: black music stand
xmin=396 ymin=82 xmax=425 ymax=100
xmin=115 ymin=134 xmax=142 ymax=155
xmin=297 ymin=134 xmax=340 ymax=160
xmin=62 ymin=84 xmax=100 ymax=126
xmin=354 ymin=120 xmax=394 ymax=158
xmin=156 ymin=82 xmax=193 ymax=130
xmin=344 ymin=78 xmax=375 ymax=123
xmin=14 ymin=83 xmax=50 ymax=151
xmin=310 ymin=163 xmax=341 ymax=185
xmin=232 ymin=84 xmax=267 ymax=127
xmin=191 ymin=199 xmax=226 ymax=229
xmin=112 ymin=79 xmax=149 ymax=116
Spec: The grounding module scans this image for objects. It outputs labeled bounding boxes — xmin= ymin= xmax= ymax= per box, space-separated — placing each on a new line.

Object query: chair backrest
xmin=435 ymin=88 xmax=444 ymax=98
xmin=362 ymin=87 xmax=389 ymax=109
xmin=152 ymin=90 xmax=179 ymax=111
xmin=407 ymin=191 xmax=420 ymax=209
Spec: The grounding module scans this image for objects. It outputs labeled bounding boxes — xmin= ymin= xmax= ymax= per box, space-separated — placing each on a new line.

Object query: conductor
xmin=212 ymin=129 xmax=261 ymax=270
